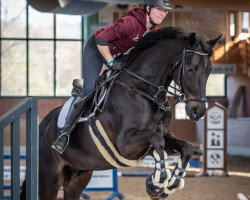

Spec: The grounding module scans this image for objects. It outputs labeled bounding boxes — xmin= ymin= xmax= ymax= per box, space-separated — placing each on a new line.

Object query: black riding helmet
xmin=144 ymin=0 xmax=173 ymax=11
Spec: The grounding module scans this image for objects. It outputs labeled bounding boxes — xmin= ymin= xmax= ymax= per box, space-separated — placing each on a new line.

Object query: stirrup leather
xmin=51 ymin=132 xmax=70 ymax=154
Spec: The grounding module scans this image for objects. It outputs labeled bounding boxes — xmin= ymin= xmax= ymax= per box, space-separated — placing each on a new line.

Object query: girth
xmin=88 ymin=116 xmax=146 ymax=168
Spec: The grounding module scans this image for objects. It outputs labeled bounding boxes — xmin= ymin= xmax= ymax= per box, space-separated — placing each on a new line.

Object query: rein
xmin=116 ymin=49 xmax=209 ymax=113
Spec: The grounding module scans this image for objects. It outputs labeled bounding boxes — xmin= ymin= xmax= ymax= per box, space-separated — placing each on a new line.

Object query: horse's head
xmin=172 ymin=33 xmax=222 ymax=121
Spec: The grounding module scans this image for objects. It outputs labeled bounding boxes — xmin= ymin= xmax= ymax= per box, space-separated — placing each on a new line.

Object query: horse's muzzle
xmin=186 ymin=101 xmax=207 ymax=121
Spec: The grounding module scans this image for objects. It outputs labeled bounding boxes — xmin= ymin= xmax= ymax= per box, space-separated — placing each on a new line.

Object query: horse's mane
xmin=122 ymin=26 xmax=212 ymax=66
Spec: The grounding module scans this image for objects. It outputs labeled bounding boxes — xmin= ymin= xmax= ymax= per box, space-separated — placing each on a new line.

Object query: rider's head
xmin=143 ymin=0 xmax=173 ymax=26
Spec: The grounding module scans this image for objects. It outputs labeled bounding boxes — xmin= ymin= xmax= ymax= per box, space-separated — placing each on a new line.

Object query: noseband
xmin=116 ymin=48 xmax=209 ymax=112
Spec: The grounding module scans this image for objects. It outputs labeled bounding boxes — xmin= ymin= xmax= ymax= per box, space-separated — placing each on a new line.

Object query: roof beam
xmin=172 ymin=0 xmax=250 ymax=11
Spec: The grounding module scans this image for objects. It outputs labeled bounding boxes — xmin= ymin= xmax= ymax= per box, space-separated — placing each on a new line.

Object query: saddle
xmin=57 ymin=70 xmax=119 ymax=128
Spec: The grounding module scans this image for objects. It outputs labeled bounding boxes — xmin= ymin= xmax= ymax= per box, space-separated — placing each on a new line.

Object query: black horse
xmin=21 ymin=26 xmax=221 ymax=200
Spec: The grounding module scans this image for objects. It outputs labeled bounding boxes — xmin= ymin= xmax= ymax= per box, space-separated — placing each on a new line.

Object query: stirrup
xmin=51 ymin=132 xmax=70 ymax=154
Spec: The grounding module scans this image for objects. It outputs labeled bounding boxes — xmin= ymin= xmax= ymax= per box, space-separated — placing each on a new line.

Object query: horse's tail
xmin=20 ymin=179 xmax=26 ymax=200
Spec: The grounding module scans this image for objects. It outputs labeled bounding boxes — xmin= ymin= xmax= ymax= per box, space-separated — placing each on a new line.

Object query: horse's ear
xmin=187 ymin=32 xmax=196 ymax=47
xmin=208 ymin=34 xmax=222 ymax=48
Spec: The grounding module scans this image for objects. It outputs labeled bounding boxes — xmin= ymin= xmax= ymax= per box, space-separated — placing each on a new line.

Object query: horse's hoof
xmin=146 ymin=187 xmax=169 ymax=200
xmin=159 ymin=193 xmax=169 ymax=199
xmin=146 ymin=175 xmax=166 ymax=199
xmin=146 ymin=187 xmax=160 ymax=200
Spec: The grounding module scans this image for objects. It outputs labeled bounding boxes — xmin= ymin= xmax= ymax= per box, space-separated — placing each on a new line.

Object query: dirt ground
xmin=82 ymin=156 xmax=250 ymax=200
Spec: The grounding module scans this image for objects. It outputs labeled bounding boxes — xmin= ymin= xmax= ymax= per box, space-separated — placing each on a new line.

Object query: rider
xmin=52 ymin=0 xmax=173 ymax=154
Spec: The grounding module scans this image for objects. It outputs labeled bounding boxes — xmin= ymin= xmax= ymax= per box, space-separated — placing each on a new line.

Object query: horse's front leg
xmin=146 ymin=131 xmax=172 ymax=199
xmin=164 ymin=132 xmax=193 ymax=193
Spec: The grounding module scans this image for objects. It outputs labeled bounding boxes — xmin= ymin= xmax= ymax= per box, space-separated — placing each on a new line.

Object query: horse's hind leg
xmin=39 ymin=160 xmax=63 ymax=200
xmin=164 ymin=132 xmax=193 ymax=190
xmin=63 ymin=167 xmax=93 ymax=200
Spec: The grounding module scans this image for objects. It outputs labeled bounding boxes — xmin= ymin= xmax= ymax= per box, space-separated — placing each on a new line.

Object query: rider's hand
xmin=107 ymin=59 xmax=122 ymax=71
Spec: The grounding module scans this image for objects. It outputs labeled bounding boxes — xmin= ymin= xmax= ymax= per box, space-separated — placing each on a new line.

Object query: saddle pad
xmin=57 ymin=97 xmax=90 ymax=128
xmin=57 ymin=89 xmax=108 ymax=128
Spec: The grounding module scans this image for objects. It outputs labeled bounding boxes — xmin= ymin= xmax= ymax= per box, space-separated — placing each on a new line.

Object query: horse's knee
xmin=182 ymin=142 xmax=193 ymax=157
xmin=150 ymin=132 xmax=165 ymax=151
xmin=187 ymin=142 xmax=194 ymax=156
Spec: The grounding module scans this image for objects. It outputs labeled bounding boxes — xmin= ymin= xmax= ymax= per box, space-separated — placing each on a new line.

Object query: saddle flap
xmin=58 ymin=72 xmax=116 ymax=128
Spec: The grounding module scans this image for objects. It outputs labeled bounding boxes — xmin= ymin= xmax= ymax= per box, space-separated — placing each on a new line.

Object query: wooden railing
xmin=0 ymin=97 xmax=38 ymax=200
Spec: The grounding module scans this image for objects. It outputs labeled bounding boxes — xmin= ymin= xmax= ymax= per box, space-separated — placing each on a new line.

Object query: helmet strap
xmin=146 ymin=6 xmax=157 ymax=27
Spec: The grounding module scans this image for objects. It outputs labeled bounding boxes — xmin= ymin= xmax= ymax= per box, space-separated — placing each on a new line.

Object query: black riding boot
xmin=51 ymin=95 xmax=85 ymax=154
xmin=51 ymin=79 xmax=90 ymax=154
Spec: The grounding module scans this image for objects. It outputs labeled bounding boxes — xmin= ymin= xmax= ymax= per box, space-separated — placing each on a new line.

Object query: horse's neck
xmin=127 ymin=39 xmax=184 ymax=87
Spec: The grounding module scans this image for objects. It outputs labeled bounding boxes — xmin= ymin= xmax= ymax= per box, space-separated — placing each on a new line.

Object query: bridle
xmin=116 ymin=48 xmax=209 ymax=112
xmin=172 ymin=49 xmax=209 ymax=103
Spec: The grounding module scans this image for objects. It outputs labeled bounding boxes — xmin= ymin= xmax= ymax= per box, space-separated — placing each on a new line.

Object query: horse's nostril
xmin=194 ymin=108 xmax=197 ymax=115
xmin=192 ymin=108 xmax=198 ymax=120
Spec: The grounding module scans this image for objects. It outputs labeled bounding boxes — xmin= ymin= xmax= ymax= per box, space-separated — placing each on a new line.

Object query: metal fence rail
xmin=0 ymin=97 xmax=38 ymax=200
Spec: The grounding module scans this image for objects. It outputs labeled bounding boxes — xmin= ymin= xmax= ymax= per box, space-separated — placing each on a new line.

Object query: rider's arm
xmin=95 ymin=16 xmax=134 ymax=62
xmin=95 ymin=38 xmax=122 ymax=70
xmin=96 ymin=42 xmax=121 ymax=70
xmin=95 ymin=39 xmax=113 ymax=63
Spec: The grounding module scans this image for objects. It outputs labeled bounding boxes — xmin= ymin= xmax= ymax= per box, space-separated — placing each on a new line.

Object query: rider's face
xmin=149 ymin=7 xmax=168 ymax=25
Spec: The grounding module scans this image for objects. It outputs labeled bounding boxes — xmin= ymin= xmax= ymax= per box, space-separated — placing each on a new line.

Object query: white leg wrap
xmin=178 ymin=178 xmax=185 ymax=190
xmin=168 ymin=176 xmax=177 ymax=188
xmin=167 ymin=158 xmax=189 ymax=189
xmin=152 ymin=175 xmax=169 ymax=189
xmin=152 ymin=150 xmax=171 ymax=188
xmin=164 ymin=187 xmax=176 ymax=195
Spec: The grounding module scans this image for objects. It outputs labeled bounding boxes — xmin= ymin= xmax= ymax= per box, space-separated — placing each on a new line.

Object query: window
xmin=1 ymin=41 xmax=26 ymax=96
xmin=242 ymin=12 xmax=250 ymax=33
xmin=29 ymin=7 xmax=54 ymax=38
xmin=56 ymin=41 xmax=81 ymax=96
xmin=206 ymin=74 xmax=225 ymax=96
xmin=229 ymin=12 xmax=236 ymax=39
xmin=56 ymin=14 xmax=81 ymax=39
xmin=1 ymin=0 xmax=26 ymax=38
xmin=29 ymin=41 xmax=54 ymax=96
xmin=175 ymin=102 xmax=188 ymax=120
xmin=0 ymin=0 xmax=84 ymax=97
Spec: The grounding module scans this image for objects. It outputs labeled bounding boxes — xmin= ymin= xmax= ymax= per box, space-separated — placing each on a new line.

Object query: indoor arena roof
xmin=28 ymin=0 xmax=250 ymax=15
xmin=27 ymin=0 xmax=144 ymax=15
